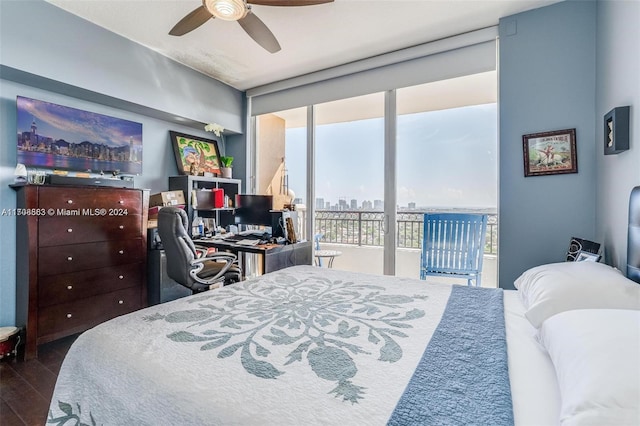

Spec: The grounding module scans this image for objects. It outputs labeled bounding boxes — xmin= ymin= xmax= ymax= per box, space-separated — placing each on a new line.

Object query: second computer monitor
xmin=234 ymin=194 xmax=273 ymax=227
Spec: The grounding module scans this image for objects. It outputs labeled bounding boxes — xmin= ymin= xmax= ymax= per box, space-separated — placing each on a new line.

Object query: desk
xmin=195 ymin=239 xmax=312 ymax=277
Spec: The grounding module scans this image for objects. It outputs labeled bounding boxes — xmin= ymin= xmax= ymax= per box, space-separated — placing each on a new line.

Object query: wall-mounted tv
xmin=16 ymin=96 xmax=142 ymax=175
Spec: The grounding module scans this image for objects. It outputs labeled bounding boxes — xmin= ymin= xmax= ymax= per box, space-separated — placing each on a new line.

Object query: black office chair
xmin=157 ymin=207 xmax=242 ymax=292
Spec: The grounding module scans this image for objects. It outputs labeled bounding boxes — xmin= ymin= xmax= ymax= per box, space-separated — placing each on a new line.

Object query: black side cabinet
xmin=147 ymin=249 xmax=192 ymax=305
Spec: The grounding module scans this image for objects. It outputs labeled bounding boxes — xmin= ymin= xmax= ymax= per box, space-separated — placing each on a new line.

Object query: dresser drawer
xmin=39 ymin=215 xmax=142 ymax=247
xmin=38 ymin=263 xmax=143 ymax=307
xmin=39 ymin=187 xmax=143 ymax=214
xmin=37 ymin=287 xmax=142 ymax=338
xmin=39 ymin=239 xmax=143 ymax=276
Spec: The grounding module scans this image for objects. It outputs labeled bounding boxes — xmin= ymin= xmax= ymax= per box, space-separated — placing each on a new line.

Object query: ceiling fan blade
xmin=169 ymin=6 xmax=213 ymax=36
xmin=248 ymin=0 xmax=333 ymax=6
xmin=238 ymin=11 xmax=281 ymax=53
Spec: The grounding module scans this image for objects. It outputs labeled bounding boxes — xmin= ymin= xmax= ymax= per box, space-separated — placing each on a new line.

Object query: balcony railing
xmin=313 ymin=210 xmax=498 ymax=255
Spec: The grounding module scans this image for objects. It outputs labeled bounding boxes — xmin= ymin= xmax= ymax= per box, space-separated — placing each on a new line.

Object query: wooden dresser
xmin=13 ymin=185 xmax=149 ymax=359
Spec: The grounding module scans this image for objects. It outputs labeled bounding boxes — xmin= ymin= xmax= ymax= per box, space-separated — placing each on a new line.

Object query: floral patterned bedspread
xmin=47 ymin=266 xmax=494 ymax=425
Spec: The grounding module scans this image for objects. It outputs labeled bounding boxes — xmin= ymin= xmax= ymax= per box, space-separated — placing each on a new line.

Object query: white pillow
xmin=514 ymin=261 xmax=640 ymax=328
xmin=538 ymin=309 xmax=640 ymax=426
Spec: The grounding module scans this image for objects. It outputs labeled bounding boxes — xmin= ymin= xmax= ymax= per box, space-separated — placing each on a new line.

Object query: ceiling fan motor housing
xmin=204 ymin=0 xmax=247 ymax=21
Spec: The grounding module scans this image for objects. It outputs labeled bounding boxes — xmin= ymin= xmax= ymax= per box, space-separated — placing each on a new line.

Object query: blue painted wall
xmin=0 ymin=1 xmax=245 ymax=326
xmin=498 ymin=1 xmax=598 ymax=289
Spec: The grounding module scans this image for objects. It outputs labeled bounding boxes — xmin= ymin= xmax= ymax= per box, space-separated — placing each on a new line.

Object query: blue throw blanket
xmin=388 ymin=285 xmax=514 ymax=425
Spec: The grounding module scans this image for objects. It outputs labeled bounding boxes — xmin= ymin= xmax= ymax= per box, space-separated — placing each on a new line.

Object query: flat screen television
xmin=234 ymin=194 xmax=273 ymax=227
xmin=16 ymin=96 xmax=143 ymax=175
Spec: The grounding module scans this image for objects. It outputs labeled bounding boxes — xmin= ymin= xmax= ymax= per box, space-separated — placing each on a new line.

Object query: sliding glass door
xmin=314 ymin=92 xmax=385 ymax=274
xmin=253 ymin=73 xmax=498 ymax=284
xmin=255 ymin=107 xmax=307 ymax=240
xmin=395 ymin=72 xmax=498 ymax=285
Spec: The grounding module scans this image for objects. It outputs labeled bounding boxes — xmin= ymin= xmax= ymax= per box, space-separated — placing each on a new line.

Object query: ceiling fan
xmin=169 ymin=0 xmax=334 ymax=53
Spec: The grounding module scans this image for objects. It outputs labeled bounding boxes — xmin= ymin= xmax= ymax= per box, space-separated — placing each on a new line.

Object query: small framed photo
xmin=523 ymin=128 xmax=578 ymax=177
xmin=575 ymin=251 xmax=601 ymax=262
xmin=169 ymin=131 xmax=222 ymax=176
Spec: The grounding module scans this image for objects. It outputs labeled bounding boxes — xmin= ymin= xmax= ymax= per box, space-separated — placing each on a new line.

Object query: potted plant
xmin=220 ymin=156 xmax=233 ymax=178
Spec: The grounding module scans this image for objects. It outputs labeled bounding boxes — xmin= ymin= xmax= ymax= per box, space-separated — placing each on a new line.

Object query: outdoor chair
xmin=420 ymin=213 xmax=488 ymax=286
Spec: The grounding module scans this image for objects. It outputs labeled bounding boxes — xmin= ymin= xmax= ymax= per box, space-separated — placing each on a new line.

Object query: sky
xmin=285 ymin=103 xmax=497 ymax=209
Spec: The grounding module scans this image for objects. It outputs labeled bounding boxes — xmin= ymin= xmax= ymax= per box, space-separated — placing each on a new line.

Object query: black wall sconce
xmin=604 ymin=106 xmax=630 ymax=155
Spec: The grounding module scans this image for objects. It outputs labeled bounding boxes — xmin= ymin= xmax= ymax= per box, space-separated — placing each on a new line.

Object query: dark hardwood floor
xmin=1 ymin=335 xmax=77 ymax=426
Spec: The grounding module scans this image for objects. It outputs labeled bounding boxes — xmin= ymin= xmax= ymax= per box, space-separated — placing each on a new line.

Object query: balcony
xmin=303 ymin=209 xmax=498 ymax=287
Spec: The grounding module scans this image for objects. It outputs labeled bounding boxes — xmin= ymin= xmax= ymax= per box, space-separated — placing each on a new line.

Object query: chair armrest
xmin=189 ymin=252 xmax=238 ymax=286
xmin=193 ymin=244 xmax=212 ymax=258
xmin=201 ymin=252 xmax=237 ymax=263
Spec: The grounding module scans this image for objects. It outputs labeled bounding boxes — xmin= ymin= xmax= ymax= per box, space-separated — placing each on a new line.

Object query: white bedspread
xmin=48 ymin=266 xmax=456 ymax=425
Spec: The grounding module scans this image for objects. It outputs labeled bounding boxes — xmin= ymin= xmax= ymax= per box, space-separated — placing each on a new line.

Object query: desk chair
xmin=314 ymin=233 xmax=342 ymax=268
xmin=158 ymin=207 xmax=242 ymax=292
xmin=420 ymin=213 xmax=488 ymax=286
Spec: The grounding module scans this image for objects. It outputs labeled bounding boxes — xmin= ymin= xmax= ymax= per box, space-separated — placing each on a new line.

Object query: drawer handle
xmin=118 ymin=275 xmax=124 ymax=280
xmin=67 ymin=228 xmax=73 ymax=233
xmin=119 ymin=225 xmax=124 ymax=230
xmin=67 ymin=285 xmax=73 ymax=290
xmin=118 ymin=250 xmax=124 ymax=255
xmin=118 ymin=300 xmax=124 ymax=305
xmin=66 ymin=313 xmax=72 ymax=319
xmin=118 ymin=200 xmax=124 ymax=205
xmin=67 ymin=256 xmax=73 ymax=261
xmin=67 ymin=199 xmax=73 ymax=204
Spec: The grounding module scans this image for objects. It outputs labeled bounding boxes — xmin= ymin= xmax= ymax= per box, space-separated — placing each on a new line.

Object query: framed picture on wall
xmin=169 ymin=131 xmax=221 ymax=176
xmin=522 ymin=128 xmax=578 ymax=177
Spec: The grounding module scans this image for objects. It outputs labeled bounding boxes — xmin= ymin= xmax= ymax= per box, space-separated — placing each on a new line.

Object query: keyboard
xmin=235 ymin=239 xmax=261 ymax=246
xmin=224 ymin=233 xmax=269 ymax=242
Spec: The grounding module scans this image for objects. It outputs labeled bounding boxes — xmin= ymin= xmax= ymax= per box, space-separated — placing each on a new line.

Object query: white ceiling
xmin=46 ymin=0 xmax=559 ymax=92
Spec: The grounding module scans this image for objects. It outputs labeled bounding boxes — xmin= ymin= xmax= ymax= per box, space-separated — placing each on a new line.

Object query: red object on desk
xmin=212 ymin=188 xmax=224 ymax=208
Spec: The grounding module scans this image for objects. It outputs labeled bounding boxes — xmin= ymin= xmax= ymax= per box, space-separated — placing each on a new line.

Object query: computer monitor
xmin=234 ymin=194 xmax=273 ymax=227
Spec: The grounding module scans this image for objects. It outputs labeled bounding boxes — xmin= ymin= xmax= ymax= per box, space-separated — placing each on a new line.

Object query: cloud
xmin=397 ymin=186 xmax=417 ymax=204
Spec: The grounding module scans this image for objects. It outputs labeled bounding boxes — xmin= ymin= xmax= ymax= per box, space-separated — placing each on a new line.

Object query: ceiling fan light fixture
xmin=204 ymin=0 xmax=247 ymax=21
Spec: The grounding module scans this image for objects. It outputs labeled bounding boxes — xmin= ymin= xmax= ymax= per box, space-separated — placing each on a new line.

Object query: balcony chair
xmin=158 ymin=207 xmax=241 ymax=292
xmin=314 ymin=233 xmax=342 ymax=268
xmin=420 ymin=213 xmax=488 ymax=287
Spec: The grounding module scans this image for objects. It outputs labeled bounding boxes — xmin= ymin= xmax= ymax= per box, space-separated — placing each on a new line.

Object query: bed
xmin=47 ymin=188 xmax=640 ymax=425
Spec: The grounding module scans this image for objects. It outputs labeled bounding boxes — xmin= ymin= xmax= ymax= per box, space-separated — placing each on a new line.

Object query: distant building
xmin=408 ymin=202 xmax=416 ymax=210
xmin=350 ymin=199 xmax=358 ymax=209
xmin=338 ymin=199 xmax=348 ymax=211
xmin=374 ymin=199 xmax=383 ymax=211
xmin=316 ymin=198 xmax=325 ymax=210
xmin=325 ymin=202 xmax=330 ymax=210
xmin=362 ymin=200 xmax=373 ymax=210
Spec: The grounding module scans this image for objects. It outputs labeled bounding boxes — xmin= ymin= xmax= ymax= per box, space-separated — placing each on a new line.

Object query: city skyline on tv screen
xmin=16 ymin=96 xmax=142 ymax=175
